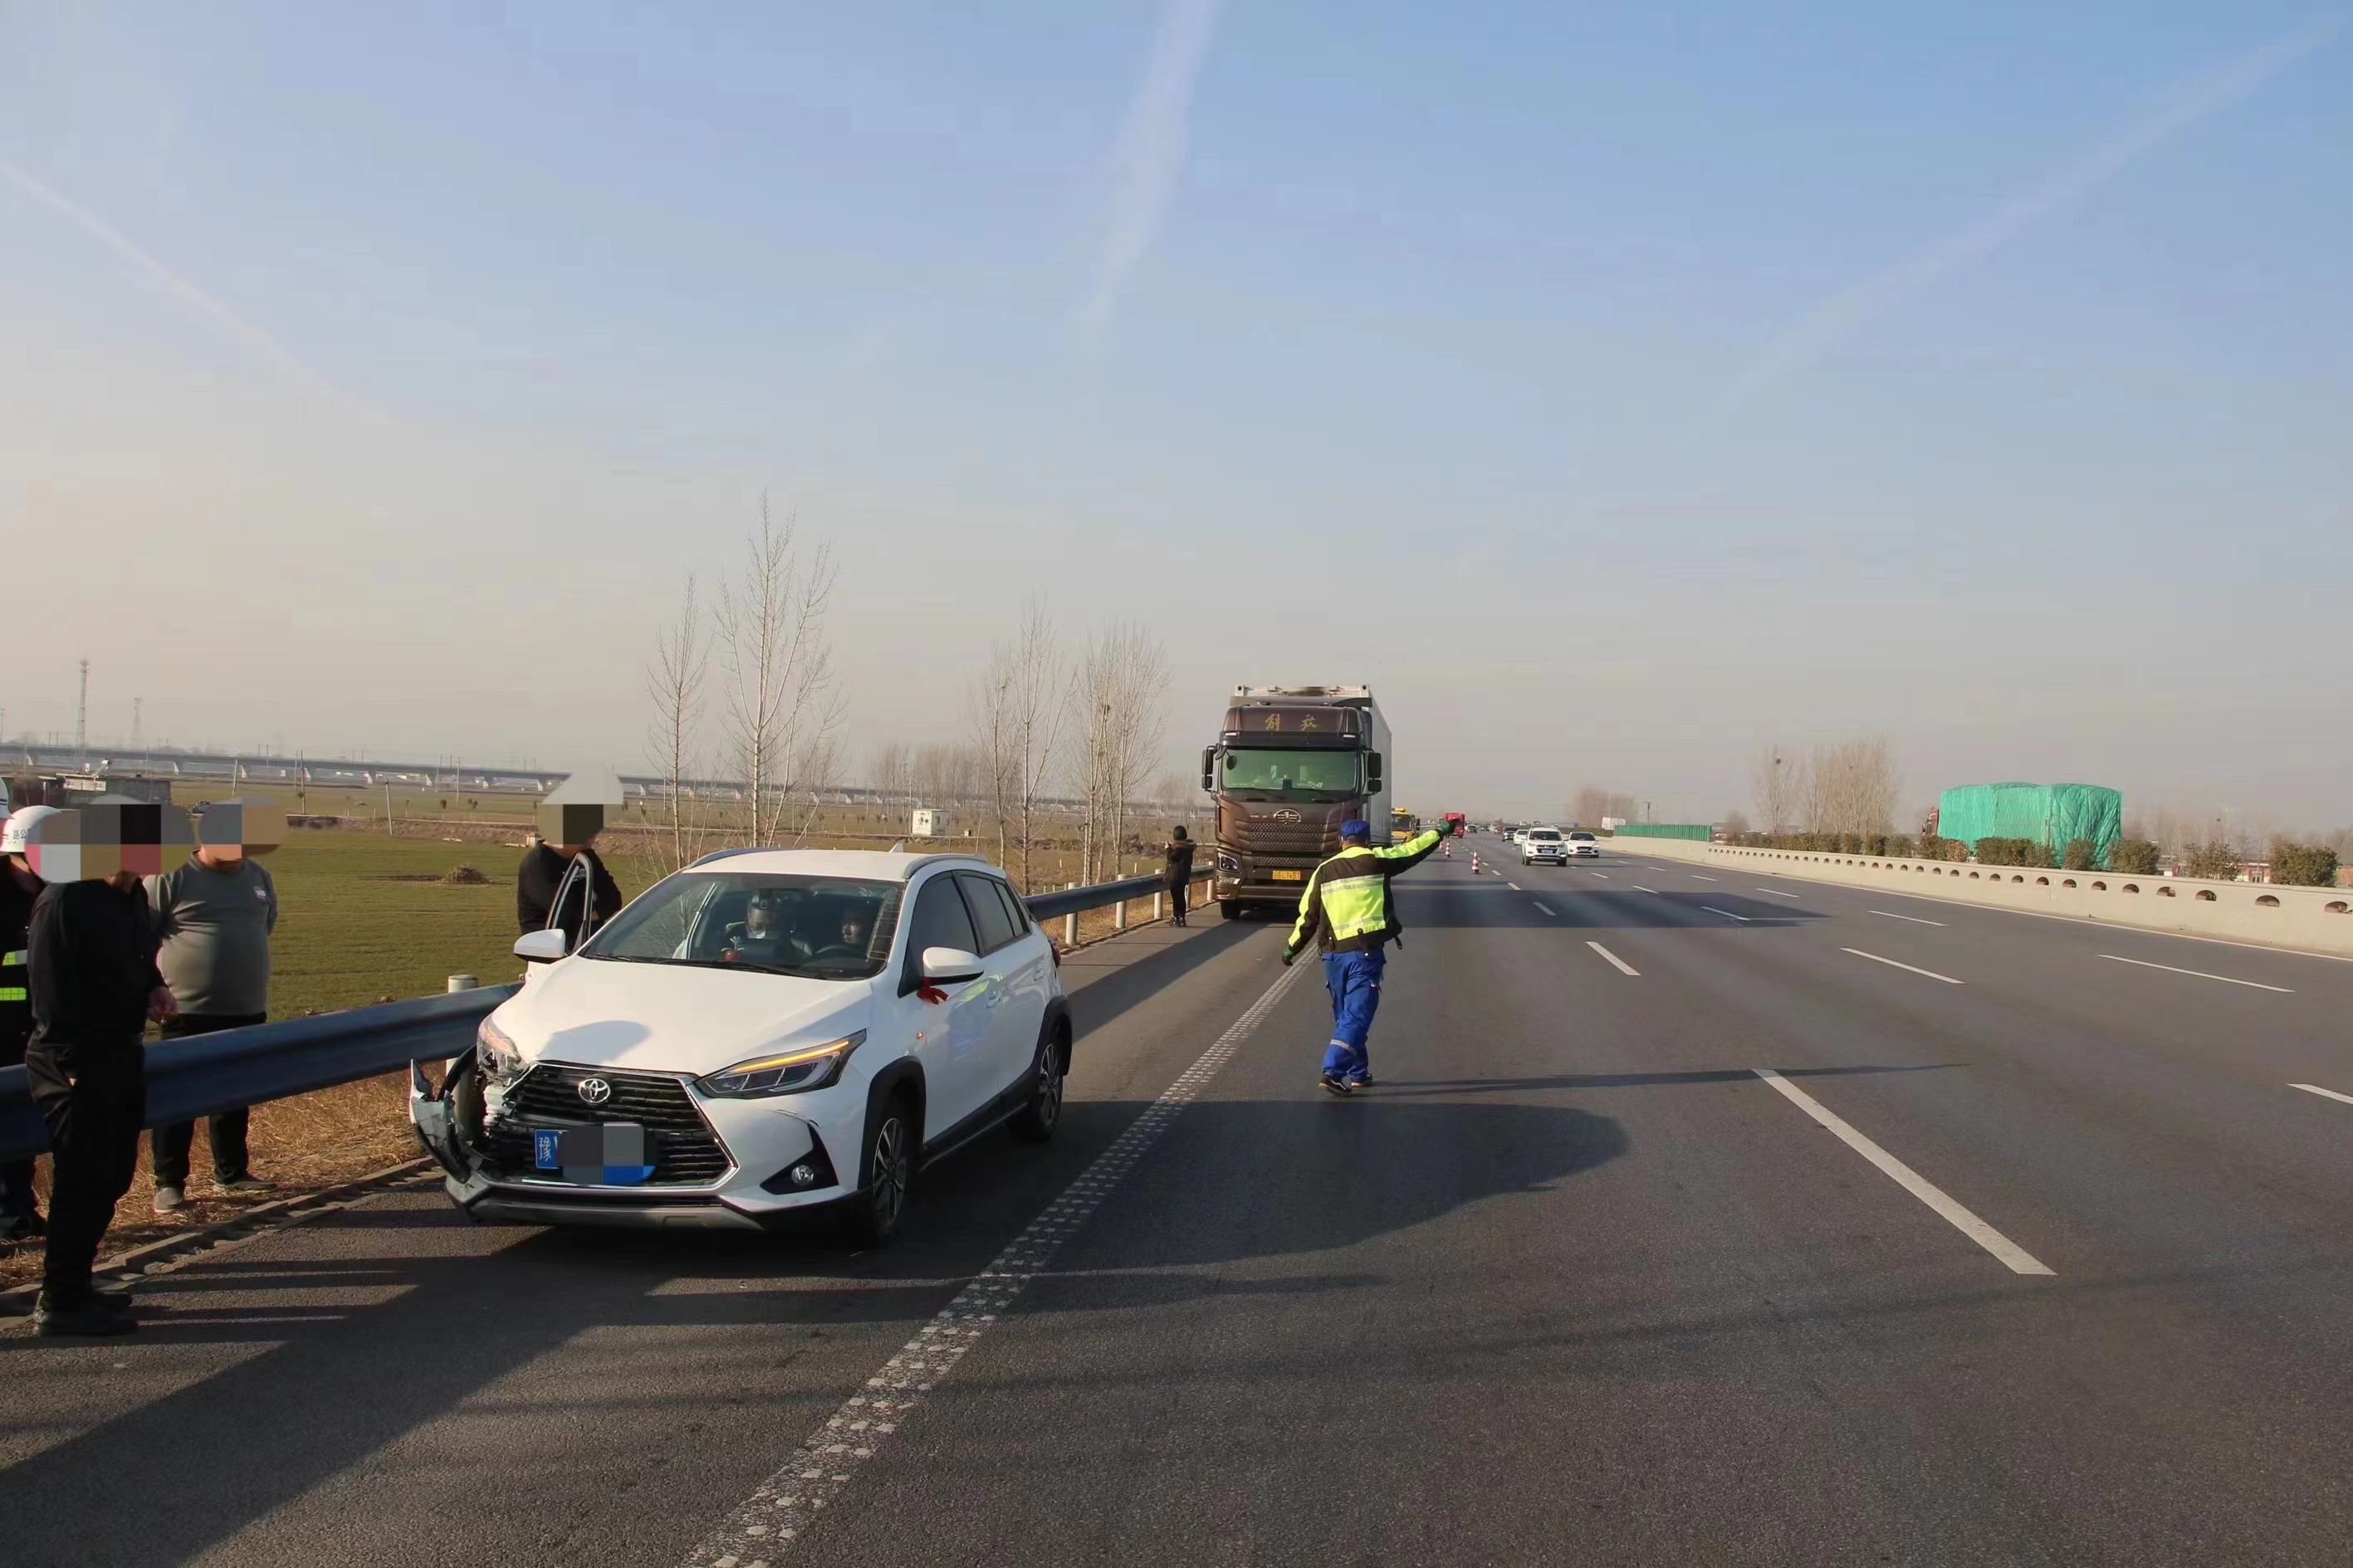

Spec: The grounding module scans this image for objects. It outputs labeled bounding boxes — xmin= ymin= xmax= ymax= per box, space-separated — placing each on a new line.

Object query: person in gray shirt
xmin=145 ymin=802 xmax=283 ymax=1212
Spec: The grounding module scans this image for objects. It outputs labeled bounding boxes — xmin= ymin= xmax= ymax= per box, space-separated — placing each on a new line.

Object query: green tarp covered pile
xmin=1936 ymin=783 xmax=2122 ymax=865
xmin=1613 ymin=823 xmax=1713 ymax=842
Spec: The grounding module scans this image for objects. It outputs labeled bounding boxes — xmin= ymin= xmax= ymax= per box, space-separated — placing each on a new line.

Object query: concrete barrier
xmin=1607 ymin=837 xmax=2353 ymax=959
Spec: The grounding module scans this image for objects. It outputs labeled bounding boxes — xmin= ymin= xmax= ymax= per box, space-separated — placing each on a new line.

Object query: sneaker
xmin=35 ymin=1292 xmax=137 ymax=1337
xmin=218 ymin=1175 xmax=274 ymax=1197
xmin=151 ymin=1184 xmax=186 ymax=1215
xmin=1349 ymin=1076 xmax=1376 ymax=1089
xmin=1318 ymin=1074 xmax=1355 ymax=1097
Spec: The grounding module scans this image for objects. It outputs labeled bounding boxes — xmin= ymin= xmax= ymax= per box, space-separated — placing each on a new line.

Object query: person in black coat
xmin=1163 ymin=825 xmax=1196 ymax=928
xmin=516 ymin=832 xmax=623 ymax=951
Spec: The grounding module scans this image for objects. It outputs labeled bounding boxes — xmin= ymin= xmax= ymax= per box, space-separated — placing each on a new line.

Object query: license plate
xmin=531 ymin=1123 xmax=656 ymax=1185
xmin=1270 ymin=869 xmax=1304 ymax=882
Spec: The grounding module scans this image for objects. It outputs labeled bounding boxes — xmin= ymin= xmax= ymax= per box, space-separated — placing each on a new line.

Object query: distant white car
xmin=1521 ymin=828 xmax=1567 ymax=865
xmin=1567 ymin=831 xmax=1601 ymax=858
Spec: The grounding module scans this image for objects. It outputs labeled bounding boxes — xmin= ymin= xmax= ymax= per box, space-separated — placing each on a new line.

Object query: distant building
xmin=29 ymin=773 xmax=176 ymax=808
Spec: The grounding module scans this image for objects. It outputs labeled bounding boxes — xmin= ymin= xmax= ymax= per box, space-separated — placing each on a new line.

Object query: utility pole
xmin=76 ymin=659 xmax=89 ymax=750
xmin=133 ymin=696 xmax=142 ymax=751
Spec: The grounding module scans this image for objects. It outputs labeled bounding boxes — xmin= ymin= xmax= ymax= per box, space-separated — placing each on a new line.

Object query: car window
xmin=582 ymin=871 xmax=898 ymax=979
xmin=991 ymin=878 xmax=1032 ymax=935
xmin=956 ymin=872 xmax=1020 ymax=955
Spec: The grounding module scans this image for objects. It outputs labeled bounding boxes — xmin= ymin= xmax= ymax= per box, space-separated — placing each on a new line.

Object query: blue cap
xmin=1339 ymin=818 xmax=1371 ymax=839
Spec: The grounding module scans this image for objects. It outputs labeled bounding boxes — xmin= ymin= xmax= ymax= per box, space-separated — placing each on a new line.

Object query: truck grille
xmin=482 ymin=1064 xmax=732 ymax=1187
xmin=1231 ymin=821 xmax=1338 ymax=856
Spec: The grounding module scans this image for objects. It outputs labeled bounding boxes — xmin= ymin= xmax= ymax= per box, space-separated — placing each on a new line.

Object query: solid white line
xmin=1871 ymin=909 xmax=1947 ymax=926
xmin=1690 ymin=874 xmax=1718 ymax=882
xmin=1754 ymin=1069 xmax=2053 ymax=1275
xmin=2290 ymin=1082 xmax=2353 ymax=1107
xmin=2099 ymin=954 xmax=2292 ymax=994
xmin=1842 ymin=947 xmax=1964 ymax=984
xmin=1756 ymin=887 xmax=1799 ymax=898
xmin=1587 ymin=940 xmax=1639 ymax=975
xmin=1532 ymin=901 xmax=1557 ymax=916
xmin=1701 ymin=906 xmax=1751 ymax=922
xmin=681 ymin=960 xmax=1311 ymax=1564
xmin=1630 ymin=884 xmax=1659 ymax=894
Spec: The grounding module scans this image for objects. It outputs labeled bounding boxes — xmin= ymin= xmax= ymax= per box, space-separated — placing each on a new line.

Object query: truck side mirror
xmin=1366 ymin=752 xmax=1384 ymax=794
xmin=1201 ymin=747 xmax=1216 ymax=792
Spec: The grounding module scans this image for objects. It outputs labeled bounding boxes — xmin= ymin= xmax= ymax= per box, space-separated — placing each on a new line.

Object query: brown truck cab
xmin=1201 ymin=685 xmax=1389 ymax=920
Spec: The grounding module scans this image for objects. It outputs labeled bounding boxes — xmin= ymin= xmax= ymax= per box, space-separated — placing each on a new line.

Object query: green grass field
xmin=263 ymin=833 xmax=533 ymax=1015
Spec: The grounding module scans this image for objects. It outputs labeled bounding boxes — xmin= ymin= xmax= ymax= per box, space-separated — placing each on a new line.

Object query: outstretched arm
xmin=1373 ymin=828 xmax=1445 ymax=875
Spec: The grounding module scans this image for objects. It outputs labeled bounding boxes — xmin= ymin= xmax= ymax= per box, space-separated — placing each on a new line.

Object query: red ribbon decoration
xmin=916 ymin=982 xmax=948 ymax=1005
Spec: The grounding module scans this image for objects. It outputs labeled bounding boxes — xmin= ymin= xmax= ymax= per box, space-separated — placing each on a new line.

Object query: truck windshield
xmin=1221 ymin=747 xmax=1361 ymax=795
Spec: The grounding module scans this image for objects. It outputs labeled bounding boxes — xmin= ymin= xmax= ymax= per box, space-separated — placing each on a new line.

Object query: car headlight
xmin=697 ymin=1031 xmax=867 ymax=1098
xmin=476 ymin=1017 xmax=524 ymax=1082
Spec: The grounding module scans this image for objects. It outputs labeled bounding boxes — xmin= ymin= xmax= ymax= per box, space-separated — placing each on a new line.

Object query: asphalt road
xmin=7 ymin=841 xmax=2353 ymax=1565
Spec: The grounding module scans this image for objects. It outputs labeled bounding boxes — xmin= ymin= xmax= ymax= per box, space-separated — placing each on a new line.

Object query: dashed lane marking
xmin=1754 ymin=1069 xmax=2053 ymax=1275
xmin=682 ymin=960 xmax=1310 ymax=1567
xmin=1690 ymin=874 xmax=1718 ymax=882
xmin=1532 ymin=901 xmax=1556 ymax=916
xmin=1588 ymin=872 xmax=1609 ymax=880
xmin=2290 ymin=1083 xmax=2353 ymax=1107
xmin=1587 ymin=941 xmax=1639 ymax=975
xmin=1756 ymin=887 xmax=1799 ymax=899
xmin=2099 ymin=954 xmax=2291 ymax=994
xmin=1871 ymin=910 xmax=1946 ymax=926
xmin=1700 ymin=906 xmax=1751 ymax=923
xmin=1842 ymin=948 xmax=1964 ymax=984
xmin=1630 ymin=885 xmax=1659 ymax=894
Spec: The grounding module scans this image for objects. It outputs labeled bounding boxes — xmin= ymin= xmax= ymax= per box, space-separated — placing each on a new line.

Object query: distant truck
xmin=1201 ymin=685 xmax=1390 ymax=920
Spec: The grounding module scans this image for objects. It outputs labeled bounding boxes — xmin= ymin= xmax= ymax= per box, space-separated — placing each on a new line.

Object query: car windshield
xmin=1528 ymin=830 xmax=1561 ymax=841
xmin=580 ymin=871 xmax=902 ymax=980
xmin=1569 ymin=833 xmax=1595 ymax=841
xmin=1219 ymin=746 xmax=1362 ymax=798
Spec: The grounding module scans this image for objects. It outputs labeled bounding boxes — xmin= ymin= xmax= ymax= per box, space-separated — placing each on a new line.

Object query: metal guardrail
xmin=0 ymin=867 xmax=1217 ymax=1162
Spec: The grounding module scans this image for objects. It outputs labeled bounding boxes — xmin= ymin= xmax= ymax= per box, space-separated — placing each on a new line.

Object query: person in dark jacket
xmin=1162 ymin=826 xmax=1196 ymax=928
xmin=0 ymin=803 xmax=56 ymax=1245
xmin=22 ymin=800 xmax=188 ymax=1336
xmin=516 ymin=832 xmax=622 ymax=950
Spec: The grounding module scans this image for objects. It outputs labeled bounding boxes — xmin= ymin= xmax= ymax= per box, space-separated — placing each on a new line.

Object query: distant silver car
xmin=1567 ymin=831 xmax=1601 ymax=858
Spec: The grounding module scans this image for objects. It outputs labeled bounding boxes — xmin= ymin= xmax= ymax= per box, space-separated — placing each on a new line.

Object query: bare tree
xmin=1798 ymin=735 xmax=1898 ymax=840
xmin=1068 ymin=621 xmax=1172 ymax=880
xmin=1568 ymin=784 xmax=1609 ymax=827
xmin=714 ymin=496 xmax=844 ymax=846
xmin=1752 ymin=745 xmax=1804 ymax=836
xmin=867 ymin=740 xmax=912 ymax=808
xmin=643 ymin=574 xmax=711 ymax=872
xmin=967 ymin=600 xmax=1069 ymax=890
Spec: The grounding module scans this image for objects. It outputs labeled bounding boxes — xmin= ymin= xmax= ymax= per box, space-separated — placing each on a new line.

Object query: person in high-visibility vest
xmin=0 ymin=803 xmax=55 ymax=1247
xmin=1282 ymin=817 xmax=1446 ymax=1096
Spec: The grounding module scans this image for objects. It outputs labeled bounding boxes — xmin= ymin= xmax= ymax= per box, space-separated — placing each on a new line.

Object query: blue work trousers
xmin=1320 ymin=948 xmax=1386 ymax=1082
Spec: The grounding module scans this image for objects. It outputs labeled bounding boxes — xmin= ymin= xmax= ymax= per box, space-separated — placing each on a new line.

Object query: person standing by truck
xmin=1280 ymin=816 xmax=1446 ymax=1095
xmin=0 ymin=803 xmax=56 ymax=1244
xmin=1163 ymin=826 xmax=1196 ymax=927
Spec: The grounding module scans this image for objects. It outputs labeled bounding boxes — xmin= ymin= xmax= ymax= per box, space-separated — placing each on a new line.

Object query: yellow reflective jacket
xmin=1285 ymin=829 xmax=1446 ymax=957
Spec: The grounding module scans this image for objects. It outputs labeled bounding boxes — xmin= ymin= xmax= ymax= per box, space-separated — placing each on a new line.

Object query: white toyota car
xmin=412 ymin=848 xmax=1069 ymax=1244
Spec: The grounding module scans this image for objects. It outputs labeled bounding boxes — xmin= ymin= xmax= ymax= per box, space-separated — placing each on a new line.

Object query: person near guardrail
xmin=516 ymin=799 xmax=622 ymax=951
xmin=1163 ymin=826 xmax=1196 ymax=927
xmin=144 ymin=800 xmax=285 ymax=1215
xmin=0 ymin=802 xmax=58 ymax=1245
xmin=21 ymin=799 xmax=188 ymax=1336
xmin=1280 ymin=816 xmax=1446 ymax=1096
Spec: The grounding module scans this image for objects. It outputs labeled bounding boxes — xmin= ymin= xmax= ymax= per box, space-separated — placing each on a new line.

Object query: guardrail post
xmin=1153 ymin=890 xmax=1163 ymax=921
xmin=1115 ymin=896 xmax=1128 ymax=931
xmin=447 ymin=975 xmax=477 ymax=992
xmin=1064 ymin=885 xmax=1079 ymax=947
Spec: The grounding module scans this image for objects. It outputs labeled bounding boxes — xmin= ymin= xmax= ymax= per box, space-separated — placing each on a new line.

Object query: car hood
xmin=489 ymin=957 xmax=873 ymax=1076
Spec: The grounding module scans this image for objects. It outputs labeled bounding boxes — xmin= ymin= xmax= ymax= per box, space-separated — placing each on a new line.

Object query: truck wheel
xmin=1220 ymin=900 xmax=1241 ymax=920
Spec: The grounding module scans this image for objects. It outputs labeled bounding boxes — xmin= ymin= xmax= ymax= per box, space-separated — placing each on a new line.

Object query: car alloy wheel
xmin=867 ymin=1113 xmax=910 ymax=1233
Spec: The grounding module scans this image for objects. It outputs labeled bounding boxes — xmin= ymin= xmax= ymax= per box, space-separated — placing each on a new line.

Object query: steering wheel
xmin=807 ymin=942 xmax=867 ymax=963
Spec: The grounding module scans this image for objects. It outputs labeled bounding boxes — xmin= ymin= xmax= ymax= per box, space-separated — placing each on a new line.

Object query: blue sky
xmin=2 ymin=2 xmax=2346 ymax=823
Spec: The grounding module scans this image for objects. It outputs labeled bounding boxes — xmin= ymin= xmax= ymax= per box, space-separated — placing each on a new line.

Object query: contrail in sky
xmin=1726 ymin=15 xmax=2346 ymax=404
xmin=1080 ymin=0 xmax=1221 ymax=336
xmin=0 ymin=154 xmax=332 ymax=393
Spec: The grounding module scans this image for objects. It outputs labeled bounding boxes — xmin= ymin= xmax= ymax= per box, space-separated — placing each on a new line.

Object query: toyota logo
xmin=576 ymin=1077 xmax=614 ymax=1106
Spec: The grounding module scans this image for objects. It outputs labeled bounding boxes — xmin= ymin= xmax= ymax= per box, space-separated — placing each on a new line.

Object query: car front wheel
xmin=846 ymin=1097 xmax=915 ymax=1246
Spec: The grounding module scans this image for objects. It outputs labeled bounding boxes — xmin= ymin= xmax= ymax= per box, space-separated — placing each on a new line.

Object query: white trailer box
xmin=911 ymin=808 xmax=952 ymax=838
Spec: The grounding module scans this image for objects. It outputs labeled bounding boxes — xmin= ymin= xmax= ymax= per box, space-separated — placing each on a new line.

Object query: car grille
xmin=482 ymin=1064 xmax=733 ymax=1187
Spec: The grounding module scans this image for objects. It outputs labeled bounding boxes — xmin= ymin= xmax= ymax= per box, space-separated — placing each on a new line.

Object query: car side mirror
xmin=921 ymin=946 xmax=985 ymax=985
xmin=1200 ymin=746 xmax=1216 ymax=792
xmin=514 ymin=929 xmax=570 ymax=964
xmin=1366 ymin=751 xmax=1384 ymax=794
